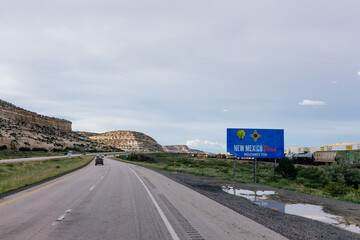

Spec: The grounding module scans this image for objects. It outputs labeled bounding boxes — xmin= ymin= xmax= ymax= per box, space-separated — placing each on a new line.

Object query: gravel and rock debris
xmin=153 ymin=169 xmax=360 ymax=240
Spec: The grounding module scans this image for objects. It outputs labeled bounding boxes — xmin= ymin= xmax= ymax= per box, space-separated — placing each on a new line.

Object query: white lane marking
xmin=127 ymin=166 xmax=180 ymax=240
xmin=89 ymin=185 xmax=95 ymax=191
xmin=56 ymin=209 xmax=72 ymax=222
xmin=57 ymin=214 xmax=66 ymax=221
xmin=101 ymin=176 xmax=104 ymax=179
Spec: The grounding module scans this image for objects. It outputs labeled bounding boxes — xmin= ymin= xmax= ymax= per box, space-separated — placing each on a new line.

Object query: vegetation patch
xmin=114 ymin=153 xmax=360 ymax=203
xmin=0 ymin=151 xmax=70 ymax=160
xmin=0 ymin=155 xmax=93 ymax=195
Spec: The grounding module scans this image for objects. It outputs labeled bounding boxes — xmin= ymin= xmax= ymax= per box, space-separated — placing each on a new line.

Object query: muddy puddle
xmin=222 ymin=186 xmax=360 ymax=234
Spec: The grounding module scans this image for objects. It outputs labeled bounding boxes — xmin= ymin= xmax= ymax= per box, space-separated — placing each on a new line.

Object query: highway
xmin=0 ymin=157 xmax=287 ymax=240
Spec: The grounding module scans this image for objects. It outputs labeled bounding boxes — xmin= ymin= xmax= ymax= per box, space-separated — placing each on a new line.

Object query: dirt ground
xmin=153 ymin=169 xmax=360 ymax=240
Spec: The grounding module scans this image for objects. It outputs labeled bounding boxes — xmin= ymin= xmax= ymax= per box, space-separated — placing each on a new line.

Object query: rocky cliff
xmin=0 ymin=99 xmax=116 ymax=152
xmin=0 ymin=100 xmax=72 ymax=133
xmin=162 ymin=145 xmax=205 ymax=154
xmin=90 ymin=131 xmax=163 ymax=152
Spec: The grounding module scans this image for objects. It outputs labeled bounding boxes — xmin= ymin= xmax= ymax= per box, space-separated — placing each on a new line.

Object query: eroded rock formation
xmin=0 ymin=100 xmax=71 ymax=132
xmin=90 ymin=131 xmax=163 ymax=152
xmin=162 ymin=145 xmax=206 ymax=154
xmin=0 ymin=99 xmax=115 ymax=152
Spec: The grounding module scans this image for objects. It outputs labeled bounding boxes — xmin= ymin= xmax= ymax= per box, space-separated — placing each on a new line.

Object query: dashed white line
xmin=89 ymin=185 xmax=95 ymax=191
xmin=54 ymin=209 xmax=72 ymax=224
xmin=56 ymin=214 xmax=66 ymax=221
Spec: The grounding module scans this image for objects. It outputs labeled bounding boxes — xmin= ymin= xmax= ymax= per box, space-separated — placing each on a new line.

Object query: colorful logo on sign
xmin=237 ymin=130 xmax=245 ymax=140
xmin=250 ymin=130 xmax=261 ymax=142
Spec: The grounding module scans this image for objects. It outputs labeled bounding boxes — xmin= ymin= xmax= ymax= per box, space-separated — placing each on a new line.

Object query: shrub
xmin=323 ymin=160 xmax=360 ymax=189
xmin=138 ymin=154 xmax=155 ymax=163
xmin=276 ymin=157 xmax=297 ymax=179
xmin=297 ymin=166 xmax=324 ymax=181
xmin=19 ymin=147 xmax=31 ymax=152
xmin=323 ymin=178 xmax=352 ymax=197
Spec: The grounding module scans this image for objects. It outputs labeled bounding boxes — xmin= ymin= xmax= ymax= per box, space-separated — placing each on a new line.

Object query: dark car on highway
xmin=95 ymin=156 xmax=104 ymax=165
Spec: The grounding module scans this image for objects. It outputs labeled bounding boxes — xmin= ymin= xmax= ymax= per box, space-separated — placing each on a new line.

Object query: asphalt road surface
xmin=0 ymin=157 xmax=287 ymax=240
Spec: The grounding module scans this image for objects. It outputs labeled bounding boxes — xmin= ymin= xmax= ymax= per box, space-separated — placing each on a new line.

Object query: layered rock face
xmin=0 ymin=100 xmax=72 ymax=132
xmin=0 ymin=99 xmax=115 ymax=152
xmin=163 ymin=145 xmax=191 ymax=153
xmin=90 ymin=131 xmax=163 ymax=152
xmin=163 ymin=145 xmax=205 ymax=154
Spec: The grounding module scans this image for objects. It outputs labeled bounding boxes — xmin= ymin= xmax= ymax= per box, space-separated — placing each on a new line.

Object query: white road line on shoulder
xmin=89 ymin=185 xmax=95 ymax=191
xmin=126 ymin=166 xmax=180 ymax=240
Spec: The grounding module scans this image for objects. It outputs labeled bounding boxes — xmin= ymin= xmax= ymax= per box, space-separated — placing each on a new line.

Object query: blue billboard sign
xmin=227 ymin=128 xmax=284 ymax=158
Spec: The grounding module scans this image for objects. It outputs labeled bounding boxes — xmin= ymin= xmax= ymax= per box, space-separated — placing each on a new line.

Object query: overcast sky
xmin=1 ymin=0 xmax=360 ymax=153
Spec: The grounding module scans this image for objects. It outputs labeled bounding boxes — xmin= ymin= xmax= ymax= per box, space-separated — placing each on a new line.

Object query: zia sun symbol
xmin=250 ymin=130 xmax=261 ymax=142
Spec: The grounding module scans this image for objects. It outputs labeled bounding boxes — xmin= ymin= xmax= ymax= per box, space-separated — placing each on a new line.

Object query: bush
xmin=138 ymin=154 xmax=155 ymax=163
xmin=127 ymin=153 xmax=155 ymax=163
xmin=297 ymin=166 xmax=324 ymax=181
xmin=323 ymin=160 xmax=360 ymax=189
xmin=276 ymin=157 xmax=297 ymax=179
xmin=324 ymin=178 xmax=352 ymax=197
xmin=19 ymin=147 xmax=31 ymax=152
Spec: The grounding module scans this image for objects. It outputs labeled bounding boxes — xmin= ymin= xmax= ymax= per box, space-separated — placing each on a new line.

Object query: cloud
xmin=222 ymin=109 xmax=229 ymax=112
xmin=331 ymin=80 xmax=338 ymax=84
xmin=357 ymin=72 xmax=360 ymax=76
xmin=186 ymin=139 xmax=225 ymax=153
xmin=299 ymin=100 xmax=326 ymax=106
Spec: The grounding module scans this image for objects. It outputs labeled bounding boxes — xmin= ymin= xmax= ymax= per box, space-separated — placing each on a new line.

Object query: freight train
xmin=286 ymin=150 xmax=360 ymax=165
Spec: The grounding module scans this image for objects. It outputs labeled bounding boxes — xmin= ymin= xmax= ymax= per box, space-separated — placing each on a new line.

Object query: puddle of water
xmin=222 ymin=186 xmax=360 ymax=234
xmin=222 ymin=186 xmax=275 ymax=201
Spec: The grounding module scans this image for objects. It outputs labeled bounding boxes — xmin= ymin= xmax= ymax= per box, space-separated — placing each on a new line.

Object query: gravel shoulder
xmin=152 ymin=168 xmax=360 ymax=240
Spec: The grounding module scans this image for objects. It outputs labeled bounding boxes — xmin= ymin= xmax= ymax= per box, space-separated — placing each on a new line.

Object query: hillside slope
xmin=0 ymin=99 xmax=116 ymax=152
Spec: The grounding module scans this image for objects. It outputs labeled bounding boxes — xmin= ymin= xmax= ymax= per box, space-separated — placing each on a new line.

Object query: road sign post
xmin=274 ymin=158 xmax=277 ymax=179
xmin=254 ymin=158 xmax=257 ymax=183
xmin=234 ymin=159 xmax=236 ymax=181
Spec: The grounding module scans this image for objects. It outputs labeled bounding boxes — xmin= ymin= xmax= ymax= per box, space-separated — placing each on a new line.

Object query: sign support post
xmin=234 ymin=159 xmax=236 ymax=181
xmin=254 ymin=158 xmax=257 ymax=183
xmin=274 ymin=158 xmax=277 ymax=179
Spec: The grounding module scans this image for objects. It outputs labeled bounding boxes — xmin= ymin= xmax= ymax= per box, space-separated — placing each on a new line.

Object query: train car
xmin=334 ymin=150 xmax=360 ymax=165
xmin=313 ymin=151 xmax=337 ymax=163
xmin=292 ymin=153 xmax=314 ymax=164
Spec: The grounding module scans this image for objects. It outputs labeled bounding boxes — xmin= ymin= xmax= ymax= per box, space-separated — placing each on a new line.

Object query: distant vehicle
xmin=95 ymin=156 xmax=104 ymax=165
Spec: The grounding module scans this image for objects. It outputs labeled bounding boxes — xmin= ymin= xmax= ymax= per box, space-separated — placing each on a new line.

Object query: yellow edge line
xmin=0 ymin=163 xmax=90 ymax=207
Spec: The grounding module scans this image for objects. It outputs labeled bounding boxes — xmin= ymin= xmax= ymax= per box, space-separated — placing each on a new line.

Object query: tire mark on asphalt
xmin=158 ymin=194 xmax=205 ymax=240
xmin=143 ymin=177 xmax=157 ymax=189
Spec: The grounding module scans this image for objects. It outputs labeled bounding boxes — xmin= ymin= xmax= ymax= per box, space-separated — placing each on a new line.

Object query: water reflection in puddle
xmin=222 ymin=186 xmax=360 ymax=234
xmin=222 ymin=186 xmax=275 ymax=201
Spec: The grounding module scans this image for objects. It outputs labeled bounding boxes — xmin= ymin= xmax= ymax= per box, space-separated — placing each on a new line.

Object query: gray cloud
xmin=1 ymin=0 xmax=360 ymax=151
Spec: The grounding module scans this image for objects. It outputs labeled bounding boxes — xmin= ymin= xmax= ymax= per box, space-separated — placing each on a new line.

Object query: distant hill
xmin=0 ymin=99 xmax=116 ymax=152
xmin=76 ymin=131 xmax=101 ymax=138
xmin=89 ymin=130 xmax=164 ymax=152
xmin=162 ymin=145 xmax=206 ymax=154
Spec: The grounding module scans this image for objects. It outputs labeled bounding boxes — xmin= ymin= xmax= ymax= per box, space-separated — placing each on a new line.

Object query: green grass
xmin=113 ymin=153 xmax=360 ymax=204
xmin=0 ymin=155 xmax=93 ymax=195
xmin=0 ymin=151 xmax=68 ymax=160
